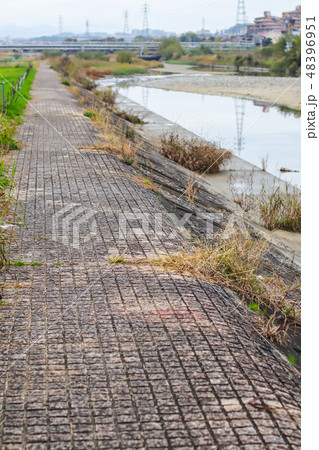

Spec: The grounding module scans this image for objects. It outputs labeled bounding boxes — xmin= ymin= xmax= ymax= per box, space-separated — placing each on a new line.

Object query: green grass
xmin=164 ymin=59 xmax=197 ymax=65
xmin=12 ymin=261 xmax=42 ymax=266
xmin=61 ymin=77 xmax=70 ymax=86
xmin=0 ymin=160 xmax=19 ymax=269
xmin=108 ymin=253 xmax=126 ymax=264
xmin=112 ymin=66 xmax=147 ymax=76
xmin=0 ymin=65 xmax=36 ymax=118
xmin=249 ymin=301 xmax=259 ymax=312
xmin=288 ymin=354 xmax=296 ymax=365
xmin=83 ymin=110 xmax=96 ymax=119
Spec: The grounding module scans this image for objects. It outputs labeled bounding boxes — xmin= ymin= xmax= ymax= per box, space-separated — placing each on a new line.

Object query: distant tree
xmin=285 ymin=35 xmax=301 ymax=76
xmin=179 ymin=32 xmax=202 ymax=42
xmin=159 ymin=38 xmax=184 ymax=59
xmin=273 ymin=37 xmax=287 ymax=57
xmin=271 ymin=58 xmax=287 ymax=76
xmin=133 ymin=35 xmax=147 ymax=42
xmin=116 ymin=51 xmax=133 ymax=64
xmin=234 ymin=55 xmax=246 ymax=71
xmin=263 ymin=37 xmax=273 ymax=47
xmin=246 ymin=54 xmax=253 ymax=66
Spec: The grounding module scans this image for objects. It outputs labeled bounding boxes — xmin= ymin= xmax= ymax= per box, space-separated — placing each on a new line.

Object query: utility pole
xmin=142 ymin=3 xmax=149 ymax=39
xmin=124 ymin=10 xmax=129 ymax=36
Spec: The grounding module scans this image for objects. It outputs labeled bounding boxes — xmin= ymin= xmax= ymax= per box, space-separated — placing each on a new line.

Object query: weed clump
xmin=258 ymin=185 xmax=301 ymax=232
xmin=61 ymin=78 xmax=70 ymax=86
xmin=108 ymin=253 xmax=126 ymax=264
xmin=115 ymin=110 xmax=145 ymax=124
xmin=95 ymin=88 xmax=118 ymax=107
xmin=83 ymin=110 xmax=96 ymax=119
xmin=0 ymin=118 xmax=20 ymax=153
xmin=160 ymin=132 xmax=231 ymax=174
xmin=0 ymin=161 xmax=22 ymax=269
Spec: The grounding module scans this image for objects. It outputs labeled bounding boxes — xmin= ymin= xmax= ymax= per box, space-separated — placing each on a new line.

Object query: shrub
xmin=76 ymin=52 xmax=109 ymax=61
xmin=95 ymin=88 xmax=117 ymax=107
xmin=159 ymin=38 xmax=184 ymax=60
xmin=59 ymin=56 xmax=72 ymax=76
xmin=115 ymin=110 xmax=145 ymax=124
xmin=121 ymin=140 xmax=140 ymax=165
xmin=61 ymin=78 xmax=70 ymax=86
xmin=75 ymin=75 xmax=97 ymax=91
xmin=116 ymin=51 xmax=133 ymax=64
xmin=125 ymin=128 xmax=135 ymax=140
xmin=160 ymin=132 xmax=231 ymax=174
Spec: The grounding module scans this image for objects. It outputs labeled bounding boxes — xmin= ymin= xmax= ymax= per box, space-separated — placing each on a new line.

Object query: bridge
xmin=0 ymin=41 xmax=255 ymax=53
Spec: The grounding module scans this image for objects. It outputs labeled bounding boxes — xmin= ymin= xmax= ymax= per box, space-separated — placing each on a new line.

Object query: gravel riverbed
xmin=136 ymin=67 xmax=301 ymax=111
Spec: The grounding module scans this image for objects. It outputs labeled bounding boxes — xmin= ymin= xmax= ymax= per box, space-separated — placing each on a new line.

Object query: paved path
xmin=0 ymin=63 xmax=300 ymax=449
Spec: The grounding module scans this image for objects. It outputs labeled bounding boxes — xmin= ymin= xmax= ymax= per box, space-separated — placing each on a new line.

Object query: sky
xmin=1 ymin=0 xmax=300 ymax=38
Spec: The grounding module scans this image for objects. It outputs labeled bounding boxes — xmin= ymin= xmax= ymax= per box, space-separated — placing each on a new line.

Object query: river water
xmin=99 ymin=77 xmax=301 ymax=187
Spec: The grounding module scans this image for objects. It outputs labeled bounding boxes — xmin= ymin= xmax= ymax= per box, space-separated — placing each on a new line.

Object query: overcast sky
xmin=2 ymin=0 xmax=300 ymax=37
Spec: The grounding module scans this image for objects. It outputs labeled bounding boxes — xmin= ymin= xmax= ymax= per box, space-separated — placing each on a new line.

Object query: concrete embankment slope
xmin=0 ymin=62 xmax=300 ymax=448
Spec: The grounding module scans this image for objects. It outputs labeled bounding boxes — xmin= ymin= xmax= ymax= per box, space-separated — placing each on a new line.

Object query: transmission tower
xmin=236 ymin=0 xmax=247 ymax=24
xmin=86 ymin=20 xmax=89 ymax=38
xmin=234 ymin=98 xmax=246 ymax=155
xmin=142 ymin=3 xmax=149 ymax=38
xmin=59 ymin=15 xmax=63 ymax=35
xmin=124 ymin=10 xmax=129 ymax=35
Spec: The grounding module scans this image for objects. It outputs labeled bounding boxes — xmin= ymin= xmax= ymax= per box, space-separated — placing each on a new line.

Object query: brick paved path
xmin=0 ymin=63 xmax=300 ymax=449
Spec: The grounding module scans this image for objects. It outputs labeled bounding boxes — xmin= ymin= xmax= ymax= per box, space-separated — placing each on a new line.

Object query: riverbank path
xmin=0 ymin=62 xmax=300 ymax=449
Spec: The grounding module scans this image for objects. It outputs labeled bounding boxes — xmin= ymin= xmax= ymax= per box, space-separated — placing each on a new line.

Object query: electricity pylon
xmin=234 ymin=98 xmax=246 ymax=155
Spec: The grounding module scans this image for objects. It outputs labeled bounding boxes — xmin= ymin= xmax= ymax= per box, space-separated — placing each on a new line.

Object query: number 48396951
xmin=306 ymin=18 xmax=316 ymax=79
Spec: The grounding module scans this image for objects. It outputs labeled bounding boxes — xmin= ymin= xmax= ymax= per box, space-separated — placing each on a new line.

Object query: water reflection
xmin=234 ymin=98 xmax=246 ymax=155
xmin=112 ymin=85 xmax=300 ymax=187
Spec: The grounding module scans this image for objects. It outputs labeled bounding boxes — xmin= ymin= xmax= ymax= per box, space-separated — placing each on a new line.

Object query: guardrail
xmin=0 ymin=65 xmax=32 ymax=114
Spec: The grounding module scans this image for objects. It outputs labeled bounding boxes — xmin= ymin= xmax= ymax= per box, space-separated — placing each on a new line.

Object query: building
xmin=282 ymin=5 xmax=301 ymax=32
xmin=253 ymin=11 xmax=284 ymax=33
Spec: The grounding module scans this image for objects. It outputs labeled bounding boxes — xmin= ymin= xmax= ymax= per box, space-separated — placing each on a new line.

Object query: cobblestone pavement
xmin=0 ymin=63 xmax=300 ymax=449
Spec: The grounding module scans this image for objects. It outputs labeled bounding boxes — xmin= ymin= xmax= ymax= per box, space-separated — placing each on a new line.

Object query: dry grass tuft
xmin=143 ymin=232 xmax=300 ymax=343
xmin=160 ymin=132 xmax=231 ymax=174
xmin=68 ymin=86 xmax=80 ymax=97
xmin=124 ymin=173 xmax=158 ymax=192
xmin=257 ymin=185 xmax=301 ymax=232
xmin=186 ymin=173 xmax=201 ymax=203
